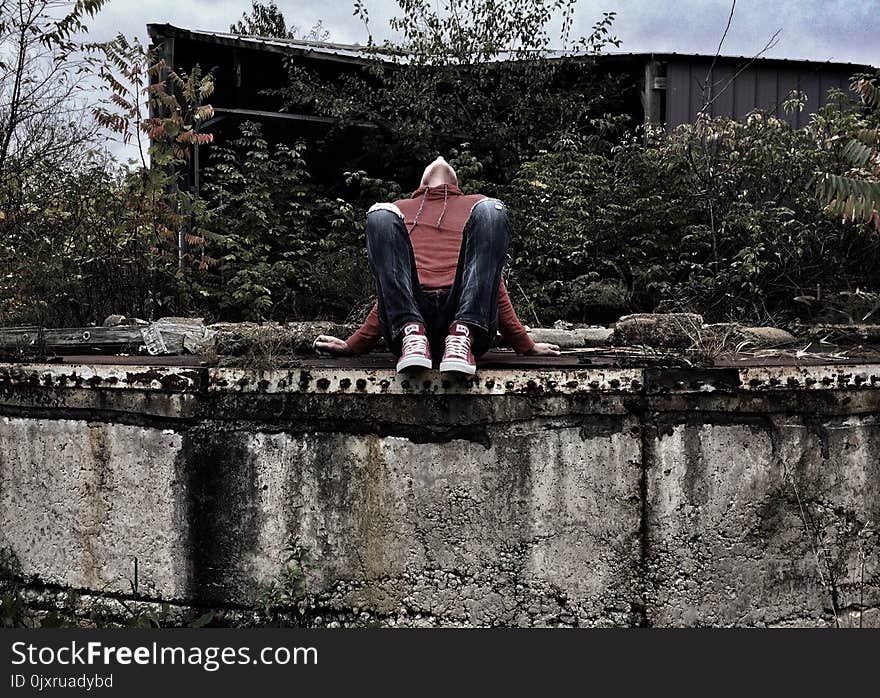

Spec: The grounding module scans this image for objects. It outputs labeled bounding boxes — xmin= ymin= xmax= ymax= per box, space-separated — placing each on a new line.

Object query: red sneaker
xmin=396 ymin=322 xmax=432 ymax=373
xmin=440 ymin=322 xmax=476 ymax=375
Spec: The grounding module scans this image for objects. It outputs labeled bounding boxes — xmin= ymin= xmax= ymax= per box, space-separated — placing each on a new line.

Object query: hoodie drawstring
xmin=407 ymin=184 xmax=451 ymax=235
xmin=407 ymin=188 xmax=429 ymax=236
xmin=435 ymin=184 xmax=449 ymax=229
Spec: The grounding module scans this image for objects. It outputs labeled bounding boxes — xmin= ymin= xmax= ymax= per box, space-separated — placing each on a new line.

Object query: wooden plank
xmin=0 ymin=319 xmax=211 ymax=355
xmin=755 ymin=65 xmax=779 ymax=115
xmin=57 ymin=355 xmax=208 ymax=366
xmin=797 ymin=69 xmax=821 ymax=128
xmin=678 ymin=60 xmax=692 ymax=119
xmin=0 ymin=325 xmax=143 ymax=350
xmin=776 ymin=66 xmax=801 ymax=128
xmin=711 ymin=64 xmax=736 ymax=119
xmin=301 ymin=351 xmax=615 ymax=369
xmin=0 ymin=326 xmax=42 ymax=347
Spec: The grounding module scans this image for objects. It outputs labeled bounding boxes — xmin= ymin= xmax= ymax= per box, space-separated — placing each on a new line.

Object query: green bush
xmin=0 ymin=153 xmax=178 ymax=327
xmin=197 ymin=121 xmax=374 ymax=321
xmin=4 ymin=1 xmax=879 ymax=331
xmin=504 ymin=93 xmax=880 ymax=324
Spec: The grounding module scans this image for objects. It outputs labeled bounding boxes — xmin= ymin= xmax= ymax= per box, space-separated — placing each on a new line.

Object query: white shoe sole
xmin=397 ymin=356 xmax=432 ymax=373
xmin=439 ymin=358 xmax=476 ymax=375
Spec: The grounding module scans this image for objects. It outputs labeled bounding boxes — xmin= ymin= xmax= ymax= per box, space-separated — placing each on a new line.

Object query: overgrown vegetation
xmin=1 ymin=0 xmax=879 ymax=330
xmin=507 ymin=90 xmax=880 ymax=323
xmin=278 ymin=0 xmax=626 ymax=185
xmin=256 ymin=536 xmax=313 ymax=625
xmin=819 ymin=76 xmax=880 ymax=231
xmin=197 ymin=122 xmax=369 ymax=321
xmin=230 ymin=0 xmax=328 ymax=42
xmin=1 ymin=4 xmax=217 ymax=326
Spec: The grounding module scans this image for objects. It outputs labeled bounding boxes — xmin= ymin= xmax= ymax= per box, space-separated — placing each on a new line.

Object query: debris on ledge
xmin=1 ymin=313 xmax=879 ymax=369
xmin=611 ymin=313 xmax=705 ymax=349
xmin=0 ymin=317 xmax=214 ymax=358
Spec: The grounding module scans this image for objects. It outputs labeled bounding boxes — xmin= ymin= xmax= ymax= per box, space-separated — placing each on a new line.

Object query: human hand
xmin=313 ymin=335 xmax=353 ymax=356
xmin=523 ymin=342 xmax=561 ymax=357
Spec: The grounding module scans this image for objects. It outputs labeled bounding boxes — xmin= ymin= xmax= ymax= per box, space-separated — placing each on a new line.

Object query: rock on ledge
xmin=611 ymin=313 xmax=704 ymax=349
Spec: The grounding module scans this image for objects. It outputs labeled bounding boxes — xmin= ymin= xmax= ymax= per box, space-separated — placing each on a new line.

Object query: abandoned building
xmin=146 ymin=23 xmax=874 ymax=195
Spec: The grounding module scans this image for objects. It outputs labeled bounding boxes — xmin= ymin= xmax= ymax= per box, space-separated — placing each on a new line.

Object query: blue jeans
xmin=365 ymin=199 xmax=510 ymax=358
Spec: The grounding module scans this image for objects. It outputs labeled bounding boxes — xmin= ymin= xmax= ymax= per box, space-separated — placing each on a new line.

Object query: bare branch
xmin=702 ymin=0 xmax=737 ymax=100
xmin=699 ymin=28 xmax=782 ymax=115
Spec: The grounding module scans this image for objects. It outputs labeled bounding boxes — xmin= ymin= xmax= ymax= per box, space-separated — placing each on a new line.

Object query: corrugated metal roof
xmin=147 ymin=24 xmax=876 ymax=70
xmin=598 ymin=50 xmax=874 ymax=69
xmin=146 ymin=24 xmax=402 ymax=63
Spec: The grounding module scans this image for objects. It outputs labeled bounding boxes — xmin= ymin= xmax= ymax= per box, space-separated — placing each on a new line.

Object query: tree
xmin=230 ymin=1 xmax=330 ymax=42
xmin=0 ymin=0 xmax=107 ymax=185
xmin=1 ymin=0 xmax=114 ymax=326
xmin=503 ymin=93 xmax=880 ymax=325
xmin=818 ymin=72 xmax=880 ymax=231
xmin=230 ymin=1 xmax=295 ymax=39
xmin=280 ymin=0 xmax=625 ymax=184
xmin=92 ymin=33 xmax=217 ymax=309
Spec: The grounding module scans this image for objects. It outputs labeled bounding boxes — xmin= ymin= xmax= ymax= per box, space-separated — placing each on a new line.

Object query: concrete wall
xmin=1 ymin=362 xmax=879 ymax=626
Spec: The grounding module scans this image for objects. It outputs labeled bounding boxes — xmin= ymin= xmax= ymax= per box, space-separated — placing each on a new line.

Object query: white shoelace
xmin=402 ymin=333 xmax=429 ymax=355
xmin=444 ymin=334 xmax=471 ymax=360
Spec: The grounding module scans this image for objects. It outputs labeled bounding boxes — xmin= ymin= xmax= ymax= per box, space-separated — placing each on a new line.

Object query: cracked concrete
xmin=1 ymin=361 xmax=880 ymax=626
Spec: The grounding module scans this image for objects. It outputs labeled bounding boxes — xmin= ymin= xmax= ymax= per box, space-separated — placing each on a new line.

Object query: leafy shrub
xmin=278 ymin=0 xmax=628 ymax=186
xmin=0 ymin=153 xmax=170 ymax=326
xmin=5 ymin=1 xmax=880 ymax=331
xmin=818 ymin=71 xmax=880 ymax=230
xmin=198 ymin=121 xmax=373 ymax=321
xmin=505 ymin=93 xmax=880 ymax=324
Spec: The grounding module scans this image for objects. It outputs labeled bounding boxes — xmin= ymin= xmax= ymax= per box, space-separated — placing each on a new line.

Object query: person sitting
xmin=314 ymin=156 xmax=559 ymax=374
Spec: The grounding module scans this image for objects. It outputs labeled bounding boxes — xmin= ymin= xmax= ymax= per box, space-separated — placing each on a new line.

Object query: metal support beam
xmin=643 ymin=59 xmax=663 ymax=129
xmin=211 ymin=107 xmax=377 ymax=129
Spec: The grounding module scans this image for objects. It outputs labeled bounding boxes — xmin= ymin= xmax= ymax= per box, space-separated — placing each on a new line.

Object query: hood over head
xmin=419 ymin=156 xmax=458 ymax=188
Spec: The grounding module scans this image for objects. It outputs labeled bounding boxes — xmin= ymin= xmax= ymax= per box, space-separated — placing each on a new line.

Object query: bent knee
xmin=470 ymin=198 xmax=507 ymax=219
xmin=367 ymin=202 xmax=404 ymax=219
xmin=467 ymin=198 xmax=509 ymax=234
xmin=365 ymin=203 xmax=406 ymax=239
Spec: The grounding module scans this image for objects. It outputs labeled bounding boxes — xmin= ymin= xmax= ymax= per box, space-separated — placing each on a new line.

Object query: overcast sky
xmin=87 ymin=0 xmax=878 ymax=66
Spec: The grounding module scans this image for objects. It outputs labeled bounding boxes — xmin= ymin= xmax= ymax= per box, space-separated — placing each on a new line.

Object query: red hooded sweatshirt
xmin=345 ymin=183 xmax=535 ymax=354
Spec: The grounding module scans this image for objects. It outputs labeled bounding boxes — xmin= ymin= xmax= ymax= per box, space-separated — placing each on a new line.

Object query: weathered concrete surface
xmin=0 ymin=417 xmax=189 ymax=598
xmin=2 ymin=360 xmax=880 ymax=627
xmin=198 ymin=423 xmax=641 ymax=626
xmin=611 ymin=313 xmax=704 ymax=349
xmin=209 ymin=322 xmax=611 ymax=356
xmin=611 ymin=314 xmax=797 ymax=351
xmin=645 ymin=417 xmax=880 ymax=627
xmin=525 ymin=327 xmax=613 ymax=348
xmin=702 ymin=324 xmax=797 ymax=348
